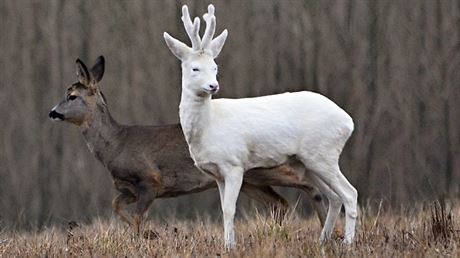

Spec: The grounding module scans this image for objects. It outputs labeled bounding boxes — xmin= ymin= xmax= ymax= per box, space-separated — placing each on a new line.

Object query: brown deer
xmin=49 ymin=56 xmax=327 ymax=234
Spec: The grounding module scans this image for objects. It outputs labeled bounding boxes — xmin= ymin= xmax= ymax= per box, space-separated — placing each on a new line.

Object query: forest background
xmin=0 ymin=0 xmax=458 ymax=229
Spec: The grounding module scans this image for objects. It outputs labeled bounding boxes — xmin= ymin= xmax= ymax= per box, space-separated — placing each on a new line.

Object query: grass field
xmin=1 ymin=201 xmax=458 ymax=257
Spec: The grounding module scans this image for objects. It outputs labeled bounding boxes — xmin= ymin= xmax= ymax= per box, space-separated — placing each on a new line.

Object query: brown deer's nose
xmin=49 ymin=110 xmax=64 ymax=121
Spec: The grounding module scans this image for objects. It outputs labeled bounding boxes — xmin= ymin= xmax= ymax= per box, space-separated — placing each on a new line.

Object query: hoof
xmin=342 ymin=238 xmax=354 ymax=245
xmin=333 ymin=228 xmax=344 ymax=241
xmin=224 ymin=242 xmax=236 ymax=251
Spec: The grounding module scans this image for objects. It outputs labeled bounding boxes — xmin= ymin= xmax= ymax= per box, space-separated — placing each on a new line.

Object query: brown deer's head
xmin=49 ymin=56 xmax=106 ymax=126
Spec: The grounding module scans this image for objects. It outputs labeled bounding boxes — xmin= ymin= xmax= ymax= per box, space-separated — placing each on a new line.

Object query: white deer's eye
xmin=192 ymin=68 xmax=200 ymax=72
xmin=68 ymin=95 xmax=77 ymax=101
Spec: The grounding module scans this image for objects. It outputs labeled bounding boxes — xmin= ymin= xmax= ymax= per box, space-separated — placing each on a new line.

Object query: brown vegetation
xmin=0 ymin=203 xmax=459 ymax=257
xmin=0 ymin=0 xmax=459 ymax=228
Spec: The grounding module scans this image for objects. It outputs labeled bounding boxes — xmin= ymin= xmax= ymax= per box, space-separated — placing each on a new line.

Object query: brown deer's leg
xmin=240 ymin=183 xmax=289 ymax=221
xmin=301 ymin=185 xmax=327 ymax=227
xmin=132 ymin=185 xmax=155 ymax=235
xmin=112 ymin=192 xmax=138 ymax=226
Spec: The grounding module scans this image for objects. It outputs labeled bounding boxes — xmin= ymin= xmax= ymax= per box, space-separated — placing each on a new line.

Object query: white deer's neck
xmin=179 ymin=84 xmax=212 ymax=149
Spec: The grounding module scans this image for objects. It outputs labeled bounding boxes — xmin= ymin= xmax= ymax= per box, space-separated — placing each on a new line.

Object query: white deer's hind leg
xmin=334 ymin=171 xmax=358 ymax=243
xmin=298 ymin=142 xmax=358 ymax=244
xmin=216 ymin=179 xmax=226 ymax=213
xmin=304 ymin=172 xmax=342 ymax=243
xmin=221 ymin=166 xmax=244 ymax=249
xmin=311 ymin=164 xmax=357 ymax=244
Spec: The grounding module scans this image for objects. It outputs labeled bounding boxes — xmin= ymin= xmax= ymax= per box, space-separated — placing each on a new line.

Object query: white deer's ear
xmin=163 ymin=32 xmax=192 ymax=60
xmin=210 ymin=29 xmax=228 ymax=58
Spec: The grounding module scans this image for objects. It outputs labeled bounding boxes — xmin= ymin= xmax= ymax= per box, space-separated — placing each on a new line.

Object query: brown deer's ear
xmin=76 ymin=58 xmax=90 ymax=85
xmin=90 ymin=56 xmax=105 ymax=84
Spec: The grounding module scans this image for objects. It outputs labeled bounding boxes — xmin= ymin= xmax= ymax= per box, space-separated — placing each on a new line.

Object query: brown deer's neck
xmin=81 ymin=104 xmax=124 ymax=164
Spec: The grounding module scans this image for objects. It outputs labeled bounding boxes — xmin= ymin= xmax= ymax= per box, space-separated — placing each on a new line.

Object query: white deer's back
xmin=192 ymin=91 xmax=354 ymax=169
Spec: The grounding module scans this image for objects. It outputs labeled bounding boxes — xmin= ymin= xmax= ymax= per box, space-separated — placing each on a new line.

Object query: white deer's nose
xmin=208 ymin=83 xmax=219 ymax=92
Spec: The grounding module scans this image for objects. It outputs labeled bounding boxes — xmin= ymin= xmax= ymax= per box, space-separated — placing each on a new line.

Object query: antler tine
xmin=181 ymin=5 xmax=201 ymax=51
xmin=201 ymin=4 xmax=216 ymax=50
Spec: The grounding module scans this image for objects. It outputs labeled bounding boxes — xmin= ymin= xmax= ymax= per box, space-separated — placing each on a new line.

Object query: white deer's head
xmin=164 ymin=4 xmax=227 ymax=96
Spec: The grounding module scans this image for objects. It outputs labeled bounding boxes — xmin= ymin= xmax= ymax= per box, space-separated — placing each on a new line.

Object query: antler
xmin=201 ymin=4 xmax=216 ymax=50
xmin=174 ymin=4 xmax=224 ymax=56
xmin=181 ymin=5 xmax=201 ymax=51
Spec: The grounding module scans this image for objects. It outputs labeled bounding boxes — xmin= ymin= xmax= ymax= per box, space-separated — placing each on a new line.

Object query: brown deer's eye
xmin=68 ymin=95 xmax=77 ymax=101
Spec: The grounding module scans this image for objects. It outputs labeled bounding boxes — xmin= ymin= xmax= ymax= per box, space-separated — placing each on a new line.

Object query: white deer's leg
xmin=304 ymin=172 xmax=342 ymax=243
xmin=308 ymin=163 xmax=357 ymax=244
xmin=335 ymin=171 xmax=358 ymax=243
xmin=216 ymin=179 xmax=225 ymax=213
xmin=221 ymin=166 xmax=244 ymax=249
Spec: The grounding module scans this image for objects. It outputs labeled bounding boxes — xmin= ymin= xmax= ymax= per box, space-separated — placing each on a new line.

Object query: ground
xmin=0 ymin=202 xmax=458 ymax=257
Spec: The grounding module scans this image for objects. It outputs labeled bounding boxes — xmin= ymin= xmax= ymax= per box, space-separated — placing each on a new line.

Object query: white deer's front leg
xmin=221 ymin=166 xmax=244 ymax=249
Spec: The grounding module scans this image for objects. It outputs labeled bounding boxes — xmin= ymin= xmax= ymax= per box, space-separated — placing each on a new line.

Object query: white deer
xmin=164 ymin=4 xmax=358 ymax=248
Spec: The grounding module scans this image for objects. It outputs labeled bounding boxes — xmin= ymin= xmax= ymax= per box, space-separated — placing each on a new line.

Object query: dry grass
xmin=1 ymin=202 xmax=459 ymax=257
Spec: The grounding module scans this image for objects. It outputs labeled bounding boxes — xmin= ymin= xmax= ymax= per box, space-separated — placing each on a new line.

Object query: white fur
xmin=164 ymin=4 xmax=358 ymax=249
